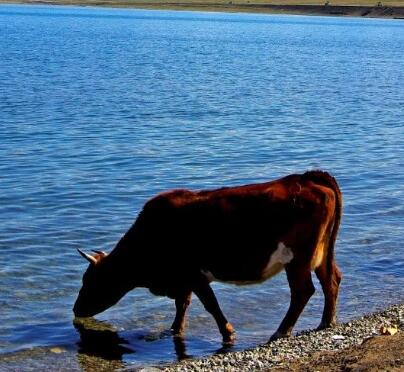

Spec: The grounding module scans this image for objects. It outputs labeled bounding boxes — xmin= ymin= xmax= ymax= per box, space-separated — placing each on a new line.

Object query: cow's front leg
xmin=171 ymin=291 xmax=192 ymax=337
xmin=270 ymin=263 xmax=315 ymax=342
xmin=193 ymin=281 xmax=236 ymax=344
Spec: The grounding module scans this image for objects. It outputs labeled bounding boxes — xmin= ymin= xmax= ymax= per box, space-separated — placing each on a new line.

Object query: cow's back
xmin=131 ymin=172 xmax=334 ymax=288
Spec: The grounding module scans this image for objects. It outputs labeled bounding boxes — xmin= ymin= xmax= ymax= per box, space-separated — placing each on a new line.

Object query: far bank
xmin=1 ymin=0 xmax=404 ymax=18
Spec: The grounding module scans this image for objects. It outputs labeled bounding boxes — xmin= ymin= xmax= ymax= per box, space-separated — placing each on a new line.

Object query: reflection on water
xmin=74 ymin=318 xmax=134 ymax=360
xmin=73 ymin=317 xmax=193 ymax=368
xmin=172 ymin=337 xmax=191 ymax=361
xmin=74 ymin=318 xmax=131 ymax=371
xmin=72 ymin=317 xmax=237 ymax=369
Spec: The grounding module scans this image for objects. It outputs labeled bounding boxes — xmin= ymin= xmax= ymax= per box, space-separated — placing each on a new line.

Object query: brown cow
xmin=73 ymin=170 xmax=342 ymax=343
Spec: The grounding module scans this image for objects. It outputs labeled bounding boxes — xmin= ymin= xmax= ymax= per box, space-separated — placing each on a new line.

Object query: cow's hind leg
xmin=315 ymin=259 xmax=342 ymax=330
xmin=270 ymin=263 xmax=315 ymax=342
xmin=171 ymin=291 xmax=192 ymax=336
xmin=193 ymin=281 xmax=236 ymax=344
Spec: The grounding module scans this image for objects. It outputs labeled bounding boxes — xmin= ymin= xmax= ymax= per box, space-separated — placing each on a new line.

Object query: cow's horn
xmin=77 ymin=249 xmax=97 ymax=264
xmin=91 ymin=250 xmax=107 ymax=256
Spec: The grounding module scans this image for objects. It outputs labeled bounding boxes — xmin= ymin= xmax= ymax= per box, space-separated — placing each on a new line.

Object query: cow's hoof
xmin=268 ymin=331 xmax=290 ymax=343
xmin=222 ymin=332 xmax=236 ymax=345
xmin=316 ymin=320 xmax=336 ymax=331
xmin=221 ymin=322 xmax=236 ymax=345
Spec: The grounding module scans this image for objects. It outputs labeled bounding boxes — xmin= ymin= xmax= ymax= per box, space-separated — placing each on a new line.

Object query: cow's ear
xmin=77 ymin=249 xmax=97 ymax=265
xmin=91 ymin=250 xmax=108 ymax=258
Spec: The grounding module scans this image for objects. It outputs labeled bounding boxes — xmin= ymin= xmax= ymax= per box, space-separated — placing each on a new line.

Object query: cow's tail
xmin=303 ymin=170 xmax=342 ymax=270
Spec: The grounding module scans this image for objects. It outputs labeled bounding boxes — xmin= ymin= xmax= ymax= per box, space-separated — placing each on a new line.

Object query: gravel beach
xmin=161 ymin=303 xmax=404 ymax=371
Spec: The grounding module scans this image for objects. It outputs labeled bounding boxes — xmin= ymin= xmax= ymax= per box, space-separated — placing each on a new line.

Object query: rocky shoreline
xmin=161 ymin=303 xmax=403 ymax=371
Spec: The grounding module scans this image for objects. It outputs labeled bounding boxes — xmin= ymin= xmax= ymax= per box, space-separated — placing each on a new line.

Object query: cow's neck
xmin=103 ymin=230 xmax=149 ymax=289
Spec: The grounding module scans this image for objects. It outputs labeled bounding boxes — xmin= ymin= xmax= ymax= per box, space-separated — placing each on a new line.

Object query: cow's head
xmin=73 ymin=249 xmax=128 ymax=318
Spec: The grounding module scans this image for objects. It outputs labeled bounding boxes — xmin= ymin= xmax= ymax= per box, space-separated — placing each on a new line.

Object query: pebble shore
xmin=162 ymin=303 xmax=403 ymax=371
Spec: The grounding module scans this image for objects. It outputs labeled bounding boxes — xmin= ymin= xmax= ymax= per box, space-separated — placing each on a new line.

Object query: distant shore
xmin=2 ymin=0 xmax=404 ymax=19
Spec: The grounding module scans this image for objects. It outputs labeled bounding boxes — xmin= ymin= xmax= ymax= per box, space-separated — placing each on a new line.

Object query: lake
xmin=0 ymin=4 xmax=403 ymax=370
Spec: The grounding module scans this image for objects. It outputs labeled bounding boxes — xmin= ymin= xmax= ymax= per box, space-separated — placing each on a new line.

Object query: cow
xmin=73 ymin=170 xmax=342 ymax=344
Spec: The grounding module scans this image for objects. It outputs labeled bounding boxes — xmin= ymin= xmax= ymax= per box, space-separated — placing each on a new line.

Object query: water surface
xmin=0 ymin=4 xmax=403 ymax=370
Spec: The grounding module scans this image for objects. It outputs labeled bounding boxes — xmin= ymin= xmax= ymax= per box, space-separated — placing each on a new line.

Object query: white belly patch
xmin=201 ymin=242 xmax=294 ymax=284
xmin=262 ymin=242 xmax=294 ymax=279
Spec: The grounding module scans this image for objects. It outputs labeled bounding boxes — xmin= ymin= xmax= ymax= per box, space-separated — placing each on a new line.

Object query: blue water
xmin=0 ymin=4 xmax=403 ymax=370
